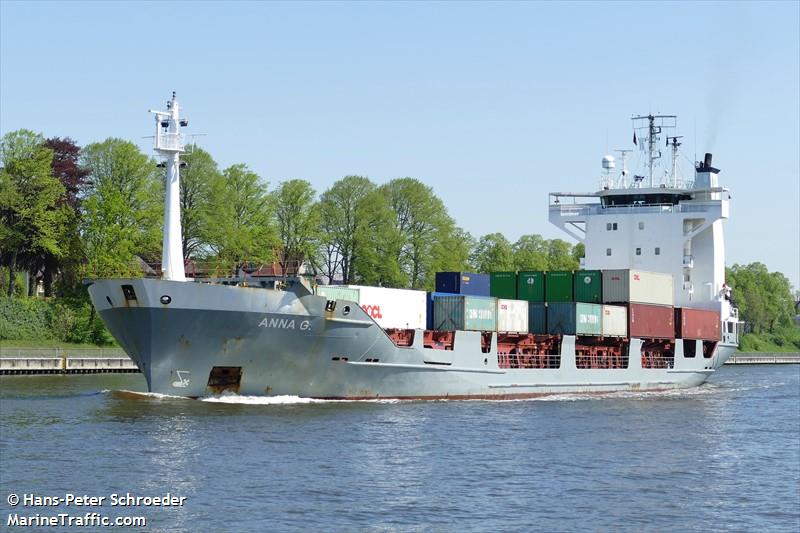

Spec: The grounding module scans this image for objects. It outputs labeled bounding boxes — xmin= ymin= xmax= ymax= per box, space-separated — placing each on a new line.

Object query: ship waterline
xmin=89 ymin=278 xmax=734 ymax=399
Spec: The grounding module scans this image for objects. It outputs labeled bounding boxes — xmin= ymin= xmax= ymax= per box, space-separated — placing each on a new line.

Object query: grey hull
xmin=88 ymin=278 xmax=735 ymax=399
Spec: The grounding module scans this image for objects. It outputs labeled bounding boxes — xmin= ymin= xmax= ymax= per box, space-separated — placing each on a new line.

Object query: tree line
xmin=0 ymin=129 xmax=583 ymax=299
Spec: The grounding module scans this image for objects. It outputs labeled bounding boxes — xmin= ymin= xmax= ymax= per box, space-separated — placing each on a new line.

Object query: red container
xmin=675 ymin=308 xmax=720 ymax=340
xmin=629 ymin=303 xmax=674 ymax=339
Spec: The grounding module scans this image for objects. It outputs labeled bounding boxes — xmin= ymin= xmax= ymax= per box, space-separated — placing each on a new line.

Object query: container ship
xmin=87 ymin=100 xmax=740 ymax=398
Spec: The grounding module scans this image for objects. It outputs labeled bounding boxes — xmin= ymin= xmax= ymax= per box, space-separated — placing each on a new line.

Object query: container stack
xmin=323 ymin=268 xmax=715 ymax=342
xmin=602 ymin=269 xmax=674 ymax=339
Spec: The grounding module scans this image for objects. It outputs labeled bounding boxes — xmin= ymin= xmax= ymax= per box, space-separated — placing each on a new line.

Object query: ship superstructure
xmin=549 ymin=114 xmax=739 ymax=345
xmin=87 ymin=102 xmax=739 ymax=399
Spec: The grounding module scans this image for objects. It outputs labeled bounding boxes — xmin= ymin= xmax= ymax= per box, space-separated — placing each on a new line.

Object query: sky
xmin=1 ymin=1 xmax=798 ymax=288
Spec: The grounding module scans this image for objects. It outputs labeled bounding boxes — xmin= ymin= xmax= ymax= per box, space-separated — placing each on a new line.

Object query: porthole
xmin=342 ymin=305 xmax=351 ymax=316
xmin=160 ymin=295 xmax=172 ymax=305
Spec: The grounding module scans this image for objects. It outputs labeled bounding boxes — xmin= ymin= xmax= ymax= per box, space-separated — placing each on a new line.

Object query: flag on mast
xmin=633 ymin=131 xmax=638 ymax=146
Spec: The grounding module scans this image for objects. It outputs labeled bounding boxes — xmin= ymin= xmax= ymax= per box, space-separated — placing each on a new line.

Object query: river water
xmin=1 ymin=365 xmax=798 ymax=532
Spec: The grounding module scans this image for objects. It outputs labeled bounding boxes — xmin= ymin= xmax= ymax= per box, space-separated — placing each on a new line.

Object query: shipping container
xmin=545 ymin=271 xmax=574 ymax=302
xmin=435 ymin=272 xmax=491 ymax=296
xmin=346 ymin=285 xmax=427 ymax=330
xmin=528 ymin=303 xmax=547 ymax=334
xmin=602 ymin=269 xmax=674 ymax=306
xmin=629 ymin=303 xmax=675 ymax=339
xmin=490 ymin=271 xmax=517 ymax=299
xmin=433 ymin=295 xmax=496 ymax=331
xmin=517 ymin=271 xmax=545 ymax=302
xmin=426 ymin=292 xmax=451 ymax=330
xmin=496 ymin=298 xmax=528 ymax=333
xmin=316 ymin=285 xmax=360 ymax=303
xmin=601 ymin=305 xmax=628 ymax=337
xmin=675 ymin=308 xmax=720 ymax=340
xmin=574 ymin=270 xmax=602 ymax=303
xmin=547 ymin=302 xmax=602 ymax=335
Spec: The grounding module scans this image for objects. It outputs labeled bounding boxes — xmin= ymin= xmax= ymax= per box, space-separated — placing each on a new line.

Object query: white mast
xmin=149 ymin=92 xmax=189 ymax=282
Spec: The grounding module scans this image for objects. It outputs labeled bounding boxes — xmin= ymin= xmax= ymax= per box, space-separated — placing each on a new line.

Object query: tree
xmin=273 ymin=179 xmax=321 ymax=275
xmin=471 ymin=232 xmax=515 ymax=272
xmin=318 ymin=175 xmax=401 ymax=285
xmin=40 ymin=137 xmax=89 ymax=296
xmin=546 ymin=238 xmax=579 ymax=270
xmin=80 ymin=138 xmax=161 ymax=277
xmin=178 ymin=145 xmax=223 ymax=258
xmin=512 ymin=234 xmax=549 ymax=271
xmin=380 ymin=178 xmax=456 ymax=288
xmin=0 ymin=130 xmax=62 ymax=296
xmin=727 ymin=263 xmax=795 ymax=334
xmin=205 ymin=163 xmax=277 ymax=266
xmin=428 ymin=225 xmax=474 ymax=284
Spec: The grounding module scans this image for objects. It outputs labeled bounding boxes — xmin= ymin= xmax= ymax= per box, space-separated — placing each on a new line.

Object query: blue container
xmin=528 ymin=303 xmax=547 ymax=334
xmin=435 ymin=272 xmax=490 ymax=296
xmin=426 ymin=292 xmax=451 ymax=330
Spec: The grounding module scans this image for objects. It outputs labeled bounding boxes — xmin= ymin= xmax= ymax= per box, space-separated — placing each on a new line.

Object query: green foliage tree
xmin=319 ymin=175 xmax=400 ymax=284
xmin=429 ymin=226 xmax=474 ymax=283
xmin=272 ymin=179 xmax=321 ymax=274
xmin=727 ymin=263 xmax=795 ymax=334
xmin=179 ymin=145 xmax=223 ymax=258
xmin=80 ymin=138 xmax=161 ymax=277
xmin=471 ymin=232 xmax=515 ymax=272
xmin=41 ymin=137 xmax=89 ymax=297
xmin=380 ymin=178 xmax=457 ymax=289
xmin=0 ymin=130 xmax=63 ymax=296
xmin=547 ymin=238 xmax=579 ymax=270
xmin=512 ymin=234 xmax=549 ymax=271
xmin=205 ymin=163 xmax=277 ymax=266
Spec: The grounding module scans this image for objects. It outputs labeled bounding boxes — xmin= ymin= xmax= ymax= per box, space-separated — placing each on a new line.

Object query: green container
xmin=433 ymin=295 xmax=497 ymax=331
xmin=545 ymin=271 xmax=574 ymax=302
xmin=316 ymin=285 xmax=360 ymax=303
xmin=574 ymin=270 xmax=602 ymax=303
xmin=517 ymin=271 xmax=545 ymax=302
xmin=490 ymin=271 xmax=517 ymax=299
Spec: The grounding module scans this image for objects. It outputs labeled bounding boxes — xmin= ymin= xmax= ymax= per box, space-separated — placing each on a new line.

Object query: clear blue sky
xmin=2 ymin=1 xmax=798 ymax=288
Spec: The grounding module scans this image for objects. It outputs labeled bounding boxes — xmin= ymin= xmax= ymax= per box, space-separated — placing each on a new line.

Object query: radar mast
xmin=149 ymin=92 xmax=189 ymax=281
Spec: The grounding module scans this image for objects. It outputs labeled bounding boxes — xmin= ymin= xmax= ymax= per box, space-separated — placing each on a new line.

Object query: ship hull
xmin=89 ymin=279 xmax=735 ymax=399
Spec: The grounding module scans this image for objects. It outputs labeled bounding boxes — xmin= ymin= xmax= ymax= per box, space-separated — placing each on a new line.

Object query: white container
xmin=496 ymin=298 xmax=529 ymax=333
xmin=602 ymin=269 xmax=674 ymax=306
xmin=344 ymin=285 xmax=427 ymax=330
xmin=601 ymin=305 xmax=628 ymax=337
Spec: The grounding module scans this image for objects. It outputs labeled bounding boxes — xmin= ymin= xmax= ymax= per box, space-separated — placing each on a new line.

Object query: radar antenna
xmin=667 ymin=136 xmax=683 ymax=188
xmin=632 ymin=114 xmax=677 ymax=187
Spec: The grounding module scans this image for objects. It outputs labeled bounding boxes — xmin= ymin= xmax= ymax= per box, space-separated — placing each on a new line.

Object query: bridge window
xmin=606 ymin=248 xmax=612 ymax=256
xmin=638 ymin=222 xmax=645 ymax=230
xmin=606 ymin=222 xmax=618 ymax=231
xmin=655 ymin=247 xmax=661 ymax=255
xmin=635 ymin=248 xmax=641 ymax=256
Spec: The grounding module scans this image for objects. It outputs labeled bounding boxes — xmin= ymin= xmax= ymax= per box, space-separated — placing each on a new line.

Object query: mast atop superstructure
xmin=149 ymin=92 xmax=189 ymax=282
xmin=632 ymin=114 xmax=676 ymax=187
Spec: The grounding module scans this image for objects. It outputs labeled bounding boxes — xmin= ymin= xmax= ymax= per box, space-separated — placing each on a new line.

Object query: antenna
xmin=668 ymin=136 xmax=683 ymax=188
xmin=149 ymin=92 xmax=189 ymax=282
xmin=631 ymin=114 xmax=677 ymax=187
xmin=615 ymin=149 xmax=632 ymax=188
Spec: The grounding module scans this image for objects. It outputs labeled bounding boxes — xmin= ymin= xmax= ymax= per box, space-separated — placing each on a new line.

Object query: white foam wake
xmin=201 ymin=393 xmax=400 ymax=405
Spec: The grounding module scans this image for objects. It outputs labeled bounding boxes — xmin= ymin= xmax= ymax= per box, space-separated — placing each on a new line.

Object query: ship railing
xmin=550 ymin=202 xmax=723 ymax=217
xmin=84 ymin=259 xmax=311 ymax=281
